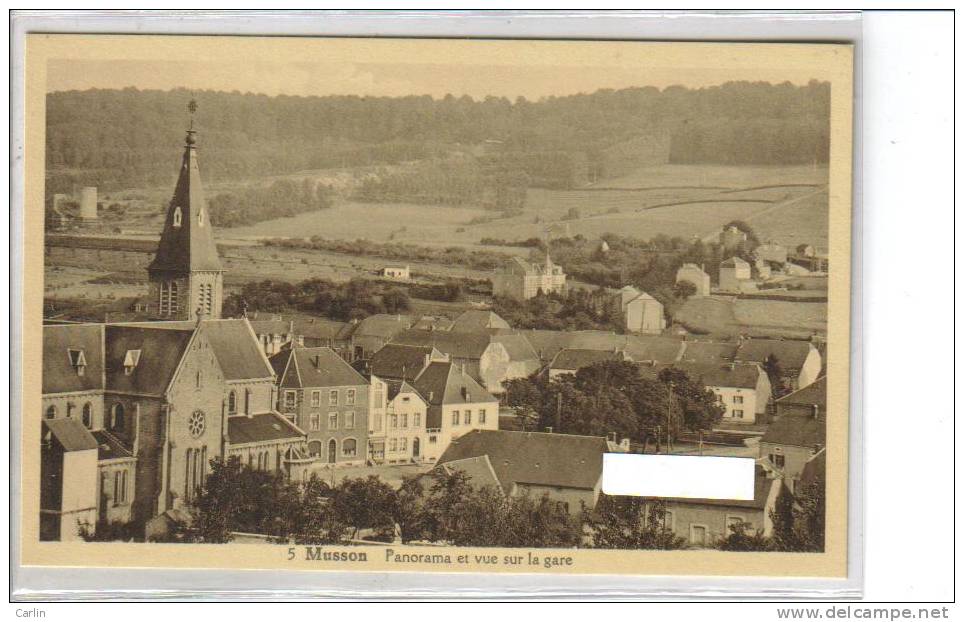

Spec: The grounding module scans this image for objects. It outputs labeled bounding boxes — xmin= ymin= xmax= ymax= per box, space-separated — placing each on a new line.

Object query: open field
xmin=675 ymin=295 xmax=826 ymax=339
xmin=214 ymin=164 xmax=829 ymax=251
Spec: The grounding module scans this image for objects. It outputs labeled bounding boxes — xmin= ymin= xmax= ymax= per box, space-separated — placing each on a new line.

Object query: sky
xmin=46 ymin=58 xmax=820 ymax=100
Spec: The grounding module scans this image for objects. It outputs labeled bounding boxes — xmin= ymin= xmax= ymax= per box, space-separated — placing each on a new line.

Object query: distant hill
xmin=45 ymin=81 xmax=830 ymax=196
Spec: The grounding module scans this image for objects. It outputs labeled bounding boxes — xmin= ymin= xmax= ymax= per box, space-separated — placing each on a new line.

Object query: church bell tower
xmin=147 ymin=101 xmax=223 ymax=321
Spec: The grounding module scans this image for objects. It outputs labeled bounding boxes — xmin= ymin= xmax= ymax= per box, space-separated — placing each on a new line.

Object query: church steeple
xmin=147 ymin=101 xmax=224 ymax=321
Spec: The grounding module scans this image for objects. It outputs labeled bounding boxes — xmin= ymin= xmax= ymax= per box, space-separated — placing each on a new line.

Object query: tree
xmin=763 ymin=354 xmax=791 ymax=399
xmin=718 ymin=521 xmax=770 ymax=551
xmin=657 ymin=366 xmax=726 ymax=432
xmin=586 ymin=496 xmax=687 ymax=550
xmin=328 ymin=476 xmax=398 ymax=542
xmin=769 ymin=478 xmax=825 ymax=552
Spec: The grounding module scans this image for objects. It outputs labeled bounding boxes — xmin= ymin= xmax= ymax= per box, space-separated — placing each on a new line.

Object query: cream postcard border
xmin=20 ymin=35 xmax=854 ymax=579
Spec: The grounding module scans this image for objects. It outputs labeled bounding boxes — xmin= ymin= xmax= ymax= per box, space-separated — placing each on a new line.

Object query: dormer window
xmin=123 ymin=349 xmax=141 ymax=375
xmin=173 ymin=206 xmax=182 ymax=228
xmin=67 ymin=348 xmax=87 ymax=376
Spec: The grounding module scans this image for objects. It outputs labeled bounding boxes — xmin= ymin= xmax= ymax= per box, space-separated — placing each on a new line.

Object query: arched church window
xmin=82 ymin=403 xmax=92 ymax=429
xmin=110 ymin=403 xmax=125 ymax=432
xmin=45 ymin=405 xmax=56 ymax=419
xmin=227 ymin=390 xmax=237 ymax=414
xmin=173 ymin=206 xmax=182 ymax=228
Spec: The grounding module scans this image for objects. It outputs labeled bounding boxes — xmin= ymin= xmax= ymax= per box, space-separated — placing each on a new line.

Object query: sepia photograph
xmin=22 ymin=34 xmax=853 ymax=577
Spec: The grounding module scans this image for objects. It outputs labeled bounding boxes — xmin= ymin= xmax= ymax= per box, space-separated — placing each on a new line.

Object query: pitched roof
xmin=522 ymin=330 xmax=684 ymax=364
xmin=799 ymin=448 xmax=826 ymax=488
xmin=147 ymin=132 xmax=223 ymax=273
xmin=449 ymin=310 xmax=511 ymax=332
xmin=489 ymin=331 xmax=541 ymax=363
xmin=104 ymin=325 xmax=195 ymax=396
xmin=227 ymin=412 xmax=305 ymax=445
xmin=43 ymin=324 xmax=105 ymax=394
xmin=199 ymin=319 xmax=274 ymax=381
xmin=43 ymin=418 xmax=99 ymax=452
xmin=721 ymin=256 xmax=750 ymax=268
xmin=271 ymin=347 xmax=369 ymax=389
xmin=370 ymin=344 xmax=441 ymax=381
xmin=549 ymin=348 xmax=630 ymax=372
xmin=679 ymin=341 xmax=739 ymax=365
xmin=348 ymin=314 xmax=415 ymax=340
xmin=655 ymin=466 xmax=773 ymax=510
xmin=637 ymin=361 xmax=762 ymax=390
xmin=438 ymin=455 xmax=503 ymax=492
xmin=736 ymin=338 xmax=815 ymax=370
xmin=438 ymin=430 xmax=609 ymax=493
xmin=761 ymin=412 xmax=826 ymax=448
xmin=391 ymin=328 xmax=495 ymax=360
xmin=775 ymin=376 xmax=827 ymax=408
xmin=412 ymin=361 xmax=495 ymax=428
xmin=384 ymin=379 xmax=425 ymax=402
xmin=248 ymin=315 xmax=353 ymax=343
xmin=91 ymin=429 xmax=134 ymax=461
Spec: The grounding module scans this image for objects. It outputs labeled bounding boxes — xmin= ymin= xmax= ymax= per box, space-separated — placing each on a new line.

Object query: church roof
xmin=148 ymin=129 xmax=222 ymax=274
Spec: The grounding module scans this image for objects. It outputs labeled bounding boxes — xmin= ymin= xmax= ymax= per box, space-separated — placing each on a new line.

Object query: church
xmin=40 ymin=121 xmax=311 ymax=541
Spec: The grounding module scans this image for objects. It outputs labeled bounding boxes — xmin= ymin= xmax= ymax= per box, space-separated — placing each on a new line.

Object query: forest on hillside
xmin=46 ymin=81 xmax=830 ymax=197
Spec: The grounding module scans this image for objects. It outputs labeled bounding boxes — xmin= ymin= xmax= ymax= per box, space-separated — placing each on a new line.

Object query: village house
xmin=759 ymin=377 xmax=827 ymax=483
xmin=719 ymin=225 xmax=748 ymax=252
xmin=756 ymin=242 xmax=788 ymax=265
xmin=645 ymin=466 xmax=782 ymax=548
xmin=637 ymin=361 xmax=771 ymax=425
xmin=270 ymin=347 xmax=370 ymax=466
xmin=381 ymin=379 xmax=429 ymax=464
xmin=410 ymin=361 xmax=499 ymax=462
xmin=547 ymin=348 xmax=633 ymax=379
xmin=675 ymin=263 xmax=711 ymax=297
xmin=735 ymin=338 xmax=823 ymax=391
xmin=611 ymin=286 xmax=666 ymax=334
xmin=436 ymin=429 xmax=611 ymax=513
xmin=389 ymin=328 xmax=512 ymax=395
xmin=345 ymin=314 xmax=416 ymax=360
xmin=367 ymin=343 xmax=449 ymax=383
xmin=378 ymin=265 xmax=410 ymax=280
xmin=247 ymin=314 xmax=353 ymax=358
xmin=719 ymin=256 xmax=753 ymax=292
xmin=448 ymin=309 xmax=511 ymax=332
xmin=491 ymin=255 xmax=566 ymax=301
xmin=522 ymin=329 xmax=685 ymax=367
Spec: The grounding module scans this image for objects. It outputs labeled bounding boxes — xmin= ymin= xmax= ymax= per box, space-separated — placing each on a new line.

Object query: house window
xmin=725 ymin=515 xmax=746 ymax=531
xmin=372 ymin=413 xmax=383 ymax=432
xmin=464 ymin=410 xmax=472 ymax=425
xmin=346 ymin=389 xmax=356 ymax=405
xmin=690 ymin=524 xmax=708 ymax=546
xmin=389 ymin=438 xmax=397 ymax=452
xmin=82 ymin=403 xmax=92 ymax=429
xmin=390 ymin=414 xmax=398 ymax=429
xmin=329 ymin=390 xmax=338 ymax=405
xmin=310 ymin=413 xmax=321 ymax=431
xmin=328 ymin=413 xmax=338 ymax=430
xmin=733 ymin=395 xmax=744 ymax=404
xmin=662 ymin=510 xmax=675 ymax=531
xmin=342 ymin=438 xmax=357 ymax=457
xmin=399 ymin=438 xmax=407 ymax=452
xmin=429 ymin=435 xmax=437 ymax=444
xmin=310 ymin=390 xmax=321 ymax=407
xmin=374 ymin=386 xmax=384 ymax=408
xmin=227 ymin=390 xmax=237 ymax=414
xmin=400 ymin=414 xmax=408 ymax=428
xmin=452 ymin=410 xmax=460 ymax=425
xmin=479 ymin=409 xmax=486 ymax=424
xmin=733 ymin=409 xmax=744 ymax=419
xmin=772 ymin=453 xmax=786 ymax=468
xmin=345 ymin=412 xmax=355 ymax=429
xmin=284 ymin=390 xmax=296 ymax=410
xmin=413 ymin=413 xmax=421 ymax=427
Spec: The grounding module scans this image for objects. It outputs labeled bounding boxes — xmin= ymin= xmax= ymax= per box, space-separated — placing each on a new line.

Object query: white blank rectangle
xmin=602 ymin=453 xmax=756 ymax=500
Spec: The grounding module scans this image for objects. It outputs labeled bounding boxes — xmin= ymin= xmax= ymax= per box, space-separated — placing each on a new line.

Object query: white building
xmin=492 ymin=255 xmax=566 ymax=301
